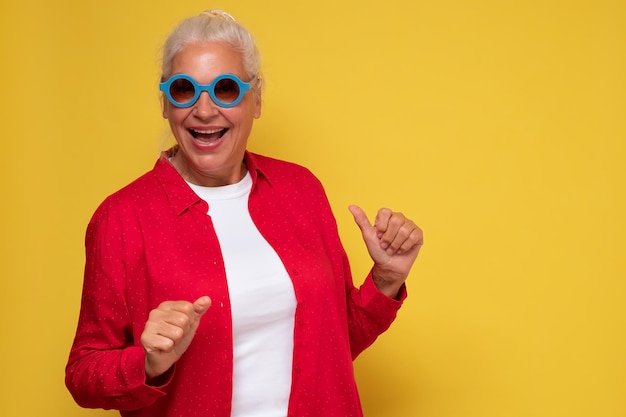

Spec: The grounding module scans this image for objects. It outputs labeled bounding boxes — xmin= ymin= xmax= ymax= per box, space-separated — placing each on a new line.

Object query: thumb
xmin=349 ymin=204 xmax=389 ymax=266
xmin=348 ymin=204 xmax=372 ymax=232
xmin=193 ymin=296 xmax=212 ymax=317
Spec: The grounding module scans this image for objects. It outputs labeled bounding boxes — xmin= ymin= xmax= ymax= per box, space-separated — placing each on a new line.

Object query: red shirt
xmin=65 ymin=149 xmax=406 ymax=417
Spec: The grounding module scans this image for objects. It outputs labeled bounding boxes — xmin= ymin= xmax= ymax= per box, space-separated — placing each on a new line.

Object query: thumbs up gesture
xmin=349 ymin=205 xmax=423 ymax=299
xmin=141 ymin=296 xmax=212 ymax=379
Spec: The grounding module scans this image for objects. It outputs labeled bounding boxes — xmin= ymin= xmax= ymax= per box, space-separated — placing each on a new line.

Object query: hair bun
xmin=200 ymin=9 xmax=237 ymax=22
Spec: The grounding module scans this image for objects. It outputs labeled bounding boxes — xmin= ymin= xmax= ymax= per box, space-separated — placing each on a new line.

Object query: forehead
xmin=171 ymin=42 xmax=245 ymax=79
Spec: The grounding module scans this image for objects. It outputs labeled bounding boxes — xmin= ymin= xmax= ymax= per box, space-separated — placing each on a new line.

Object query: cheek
xmin=162 ymin=100 xmax=188 ymax=124
xmin=165 ymin=107 xmax=187 ymax=126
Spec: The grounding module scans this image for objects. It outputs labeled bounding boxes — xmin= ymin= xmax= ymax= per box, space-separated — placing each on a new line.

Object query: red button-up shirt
xmin=66 ymin=149 xmax=406 ymax=417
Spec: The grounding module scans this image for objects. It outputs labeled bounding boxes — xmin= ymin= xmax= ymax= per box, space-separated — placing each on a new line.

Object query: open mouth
xmin=189 ymin=128 xmax=228 ymax=143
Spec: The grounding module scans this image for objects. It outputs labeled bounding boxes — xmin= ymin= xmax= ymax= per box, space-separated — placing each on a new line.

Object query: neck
xmin=170 ymin=148 xmax=247 ymax=187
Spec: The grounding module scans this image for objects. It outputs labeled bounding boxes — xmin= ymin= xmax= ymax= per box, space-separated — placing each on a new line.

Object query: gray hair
xmin=161 ymin=9 xmax=262 ymax=97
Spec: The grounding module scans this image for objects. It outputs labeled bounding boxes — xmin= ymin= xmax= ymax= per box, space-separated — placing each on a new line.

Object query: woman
xmin=65 ymin=9 xmax=423 ymax=417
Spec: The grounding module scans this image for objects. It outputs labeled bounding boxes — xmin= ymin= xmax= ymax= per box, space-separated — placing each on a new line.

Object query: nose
xmin=192 ymin=91 xmax=219 ymax=118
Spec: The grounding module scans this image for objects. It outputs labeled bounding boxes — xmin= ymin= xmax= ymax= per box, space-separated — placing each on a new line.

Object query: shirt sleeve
xmin=308 ymin=175 xmax=407 ymax=359
xmin=346 ymin=268 xmax=406 ymax=358
xmin=65 ymin=201 xmax=170 ymax=410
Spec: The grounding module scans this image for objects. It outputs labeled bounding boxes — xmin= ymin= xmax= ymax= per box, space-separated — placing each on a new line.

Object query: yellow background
xmin=1 ymin=0 xmax=624 ymax=416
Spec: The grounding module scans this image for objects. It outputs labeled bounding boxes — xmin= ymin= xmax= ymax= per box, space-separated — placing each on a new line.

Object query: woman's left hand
xmin=349 ymin=205 xmax=423 ymax=298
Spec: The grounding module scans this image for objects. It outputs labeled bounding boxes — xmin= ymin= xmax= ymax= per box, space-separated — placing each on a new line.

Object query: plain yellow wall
xmin=1 ymin=0 xmax=624 ymax=416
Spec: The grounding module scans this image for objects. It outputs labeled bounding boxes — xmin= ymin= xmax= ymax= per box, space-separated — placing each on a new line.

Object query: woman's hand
xmin=140 ymin=296 xmax=211 ymax=380
xmin=349 ymin=205 xmax=423 ymax=299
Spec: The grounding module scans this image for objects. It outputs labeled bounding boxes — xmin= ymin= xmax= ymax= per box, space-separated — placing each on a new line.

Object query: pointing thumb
xmin=193 ymin=296 xmax=212 ymax=316
xmin=348 ymin=205 xmax=372 ymax=232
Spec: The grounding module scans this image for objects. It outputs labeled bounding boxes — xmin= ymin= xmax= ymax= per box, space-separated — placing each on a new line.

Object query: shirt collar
xmin=153 ymin=147 xmax=273 ymax=215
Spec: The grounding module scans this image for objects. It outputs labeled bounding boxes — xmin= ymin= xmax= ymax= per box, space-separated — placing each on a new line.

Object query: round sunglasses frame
xmin=159 ymin=73 xmax=252 ymax=108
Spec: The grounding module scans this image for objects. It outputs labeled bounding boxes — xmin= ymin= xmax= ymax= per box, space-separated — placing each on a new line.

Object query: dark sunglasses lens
xmin=214 ymin=78 xmax=241 ymax=103
xmin=169 ymin=78 xmax=196 ymax=104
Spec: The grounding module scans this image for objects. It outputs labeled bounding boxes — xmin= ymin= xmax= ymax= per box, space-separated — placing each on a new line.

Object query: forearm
xmin=346 ymin=272 xmax=406 ymax=359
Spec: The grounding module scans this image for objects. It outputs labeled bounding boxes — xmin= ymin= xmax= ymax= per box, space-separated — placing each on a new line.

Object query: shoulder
xmin=89 ymin=164 xmax=165 ymax=224
xmin=246 ymin=152 xmax=335 ymax=219
xmin=247 ymin=152 xmax=324 ymax=189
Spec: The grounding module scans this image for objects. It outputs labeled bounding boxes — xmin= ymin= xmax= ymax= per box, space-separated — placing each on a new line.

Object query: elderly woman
xmin=65 ymin=9 xmax=423 ymax=417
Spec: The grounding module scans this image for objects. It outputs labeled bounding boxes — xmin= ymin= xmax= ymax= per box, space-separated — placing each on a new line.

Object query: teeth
xmin=192 ymin=128 xmax=224 ymax=134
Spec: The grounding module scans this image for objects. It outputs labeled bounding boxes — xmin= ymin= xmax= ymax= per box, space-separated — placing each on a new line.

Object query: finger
xmin=397 ymin=226 xmax=424 ymax=254
xmin=143 ymin=333 xmax=176 ymax=353
xmin=150 ymin=298 xmax=211 ymax=338
xmin=348 ymin=205 xmax=373 ymax=233
xmin=378 ymin=212 xmax=408 ymax=251
xmin=385 ymin=222 xmax=413 ymax=253
xmin=142 ymin=321 xmax=183 ymax=352
xmin=145 ymin=312 xmax=186 ymax=336
xmin=161 ymin=297 xmax=210 ymax=334
xmin=157 ymin=300 xmax=195 ymax=316
xmin=193 ymin=296 xmax=212 ymax=317
xmin=159 ymin=309 xmax=193 ymax=331
xmin=374 ymin=208 xmax=393 ymax=238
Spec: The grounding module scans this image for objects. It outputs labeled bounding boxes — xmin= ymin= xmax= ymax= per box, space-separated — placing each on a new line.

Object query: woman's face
xmin=163 ymin=42 xmax=261 ymax=186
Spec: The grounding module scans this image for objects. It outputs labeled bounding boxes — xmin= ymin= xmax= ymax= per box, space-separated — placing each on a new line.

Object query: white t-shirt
xmin=188 ymin=172 xmax=296 ymax=417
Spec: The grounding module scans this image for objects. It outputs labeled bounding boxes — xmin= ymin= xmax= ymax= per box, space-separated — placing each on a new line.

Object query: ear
xmin=253 ymin=94 xmax=262 ymax=119
xmin=162 ymin=96 xmax=170 ymax=119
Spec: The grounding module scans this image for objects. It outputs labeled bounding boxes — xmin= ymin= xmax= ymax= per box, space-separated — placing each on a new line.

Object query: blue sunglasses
xmin=160 ymin=73 xmax=252 ymax=108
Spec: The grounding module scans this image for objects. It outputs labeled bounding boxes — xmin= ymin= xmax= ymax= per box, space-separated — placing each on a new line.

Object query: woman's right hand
xmin=140 ymin=296 xmax=212 ymax=380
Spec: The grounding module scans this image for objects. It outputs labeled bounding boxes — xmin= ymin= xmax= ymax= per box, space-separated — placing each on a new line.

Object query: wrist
xmin=145 ymin=359 xmax=174 ymax=385
xmin=371 ymin=267 xmax=405 ymax=299
xmin=145 ymin=356 xmax=173 ymax=381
